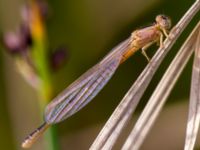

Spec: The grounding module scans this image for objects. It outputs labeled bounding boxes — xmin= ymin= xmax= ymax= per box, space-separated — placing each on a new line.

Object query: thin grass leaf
xmin=90 ymin=1 xmax=200 ymax=149
xmin=122 ymin=21 xmax=200 ymax=150
xmin=184 ymin=22 xmax=200 ymax=150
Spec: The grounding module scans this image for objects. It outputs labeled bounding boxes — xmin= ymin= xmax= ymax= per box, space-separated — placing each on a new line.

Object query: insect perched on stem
xmin=22 ymin=14 xmax=171 ymax=148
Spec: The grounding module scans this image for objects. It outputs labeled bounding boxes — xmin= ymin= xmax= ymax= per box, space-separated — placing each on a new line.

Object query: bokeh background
xmin=0 ymin=0 xmax=200 ymax=150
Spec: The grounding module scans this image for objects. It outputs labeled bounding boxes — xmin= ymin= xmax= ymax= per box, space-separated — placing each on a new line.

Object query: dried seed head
xmin=2 ymin=32 xmax=23 ymax=54
xmin=2 ymin=24 xmax=32 ymax=55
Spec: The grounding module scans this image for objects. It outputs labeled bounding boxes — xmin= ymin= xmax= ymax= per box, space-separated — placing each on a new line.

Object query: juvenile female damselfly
xmin=22 ymin=14 xmax=171 ymax=148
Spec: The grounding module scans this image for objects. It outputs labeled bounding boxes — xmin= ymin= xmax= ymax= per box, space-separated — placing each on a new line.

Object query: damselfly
xmin=22 ymin=14 xmax=171 ymax=148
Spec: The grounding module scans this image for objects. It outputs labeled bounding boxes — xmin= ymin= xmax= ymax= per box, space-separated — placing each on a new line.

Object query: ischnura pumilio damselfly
xmin=22 ymin=14 xmax=171 ymax=148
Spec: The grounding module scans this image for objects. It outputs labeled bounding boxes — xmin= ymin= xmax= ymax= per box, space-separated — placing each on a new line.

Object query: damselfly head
xmin=156 ymin=14 xmax=171 ymax=30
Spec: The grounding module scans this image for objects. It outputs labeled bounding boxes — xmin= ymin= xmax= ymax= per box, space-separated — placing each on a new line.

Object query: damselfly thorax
xmin=121 ymin=15 xmax=171 ymax=62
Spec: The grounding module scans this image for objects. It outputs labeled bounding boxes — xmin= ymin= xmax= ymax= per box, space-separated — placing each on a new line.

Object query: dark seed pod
xmin=19 ymin=24 xmax=33 ymax=48
xmin=50 ymin=46 xmax=69 ymax=71
xmin=37 ymin=0 xmax=49 ymax=19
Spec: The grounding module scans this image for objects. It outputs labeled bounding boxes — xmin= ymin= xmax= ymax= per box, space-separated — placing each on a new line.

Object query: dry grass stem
xmin=122 ymin=21 xmax=200 ymax=150
xmin=184 ymin=22 xmax=200 ymax=150
xmin=90 ymin=1 xmax=200 ymax=149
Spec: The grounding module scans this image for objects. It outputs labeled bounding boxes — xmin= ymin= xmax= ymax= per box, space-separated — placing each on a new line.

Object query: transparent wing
xmin=45 ymin=38 xmax=130 ymax=124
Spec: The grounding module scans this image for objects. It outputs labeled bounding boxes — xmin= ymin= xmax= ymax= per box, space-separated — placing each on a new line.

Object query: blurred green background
xmin=0 ymin=0 xmax=200 ymax=150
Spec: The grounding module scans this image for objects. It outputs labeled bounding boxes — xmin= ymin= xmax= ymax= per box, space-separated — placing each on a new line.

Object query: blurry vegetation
xmin=0 ymin=50 xmax=15 ymax=150
xmin=0 ymin=0 xmax=199 ymax=150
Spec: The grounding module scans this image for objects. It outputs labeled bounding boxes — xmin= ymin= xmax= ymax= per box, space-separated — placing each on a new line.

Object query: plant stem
xmin=30 ymin=1 xmax=60 ymax=149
